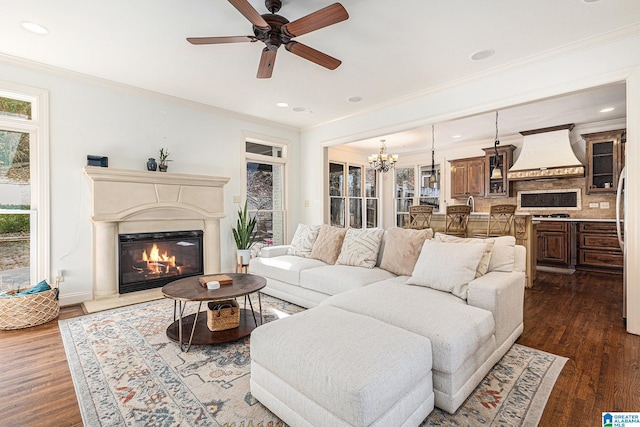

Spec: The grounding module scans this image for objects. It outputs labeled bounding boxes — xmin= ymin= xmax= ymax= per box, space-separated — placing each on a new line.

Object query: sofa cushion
xmin=322 ymin=281 xmax=495 ymax=375
xmin=433 ymin=233 xmax=495 ymax=277
xmin=250 ymin=305 xmax=433 ymax=427
xmin=408 ymin=239 xmax=485 ymax=299
xmin=287 ymin=224 xmax=320 ymax=257
xmin=300 ymin=265 xmax=396 ymax=296
xmin=310 ymin=225 xmax=347 ymax=264
xmin=335 ymin=228 xmax=385 ymax=269
xmin=380 ymin=228 xmax=433 ymax=276
xmin=249 ymin=256 xmax=327 ymax=286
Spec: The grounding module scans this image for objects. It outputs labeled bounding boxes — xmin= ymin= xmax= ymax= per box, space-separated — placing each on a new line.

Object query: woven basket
xmin=0 ymin=288 xmax=60 ymax=330
xmin=207 ymin=299 xmax=240 ymax=332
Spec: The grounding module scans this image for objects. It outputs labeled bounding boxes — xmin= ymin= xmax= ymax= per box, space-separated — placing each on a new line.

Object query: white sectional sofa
xmin=249 ymin=224 xmax=526 ymax=425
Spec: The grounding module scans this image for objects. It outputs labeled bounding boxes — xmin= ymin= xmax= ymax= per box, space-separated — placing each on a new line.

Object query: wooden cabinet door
xmin=450 ymin=162 xmax=468 ymax=198
xmin=540 ymin=232 xmax=569 ymax=265
xmin=467 ymin=158 xmax=485 ymax=197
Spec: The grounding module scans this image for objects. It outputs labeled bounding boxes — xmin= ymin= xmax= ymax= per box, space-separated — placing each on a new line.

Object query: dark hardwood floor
xmin=0 ymin=270 xmax=638 ymax=426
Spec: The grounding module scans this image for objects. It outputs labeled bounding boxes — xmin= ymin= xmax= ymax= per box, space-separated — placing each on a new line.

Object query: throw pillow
xmin=335 ymin=228 xmax=385 ymax=269
xmin=433 ymin=233 xmax=495 ymax=277
xmin=310 ymin=224 xmax=348 ymax=264
xmin=408 ymin=239 xmax=485 ymax=300
xmin=380 ymin=228 xmax=433 ymax=276
xmin=287 ymin=224 xmax=320 ymax=257
xmin=488 ymin=235 xmax=516 ymax=272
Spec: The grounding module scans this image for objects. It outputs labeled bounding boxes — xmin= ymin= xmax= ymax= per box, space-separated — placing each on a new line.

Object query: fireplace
xmin=83 ymin=167 xmax=229 ymax=300
xmin=118 ymin=230 xmax=204 ymax=294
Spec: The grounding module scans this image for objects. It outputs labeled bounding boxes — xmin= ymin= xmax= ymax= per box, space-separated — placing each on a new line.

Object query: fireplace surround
xmin=83 ymin=167 xmax=229 ymax=300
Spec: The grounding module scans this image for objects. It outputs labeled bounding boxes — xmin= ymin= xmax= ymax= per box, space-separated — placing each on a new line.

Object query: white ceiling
xmin=1 ymin=0 xmax=638 ymax=137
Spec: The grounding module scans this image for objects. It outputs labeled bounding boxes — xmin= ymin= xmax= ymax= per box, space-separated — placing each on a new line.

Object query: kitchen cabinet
xmin=536 ymin=222 xmax=573 ymax=267
xmin=450 ymin=156 xmax=484 ymax=198
xmin=583 ymin=129 xmax=625 ymax=194
xmin=576 ymin=222 xmax=623 ymax=272
xmin=482 ymin=144 xmax=516 ymax=198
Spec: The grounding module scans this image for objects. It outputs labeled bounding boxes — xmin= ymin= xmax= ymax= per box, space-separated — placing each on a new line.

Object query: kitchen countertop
xmin=433 ymin=212 xmax=618 ymax=222
xmin=531 ymin=217 xmax=618 ymax=222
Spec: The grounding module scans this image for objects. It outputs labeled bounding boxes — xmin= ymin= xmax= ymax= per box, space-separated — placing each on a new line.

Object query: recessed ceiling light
xmin=276 ymin=102 xmax=289 ymax=108
xmin=582 ymin=0 xmax=600 ymax=3
xmin=452 ymin=135 xmax=462 ymax=139
xmin=21 ymin=21 xmax=49 ymax=35
xmin=292 ymin=107 xmax=306 ymax=112
xmin=469 ymin=49 xmax=495 ymax=61
xmin=347 ymin=96 xmax=363 ymax=103
xmin=599 ymin=107 xmax=615 ymax=113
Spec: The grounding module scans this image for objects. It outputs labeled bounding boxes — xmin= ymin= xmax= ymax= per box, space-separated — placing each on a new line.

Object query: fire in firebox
xmin=119 ymin=230 xmax=204 ymax=294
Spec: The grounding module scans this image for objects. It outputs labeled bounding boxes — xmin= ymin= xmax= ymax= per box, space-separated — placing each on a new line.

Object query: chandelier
xmin=368 ymin=140 xmax=398 ymax=173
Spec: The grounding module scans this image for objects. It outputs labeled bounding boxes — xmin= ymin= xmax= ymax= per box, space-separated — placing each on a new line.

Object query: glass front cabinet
xmin=583 ymin=129 xmax=626 ymax=194
xmin=482 ymin=144 xmax=516 ymax=198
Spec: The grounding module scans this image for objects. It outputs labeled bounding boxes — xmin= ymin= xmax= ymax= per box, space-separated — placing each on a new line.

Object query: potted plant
xmin=158 ymin=148 xmax=172 ymax=172
xmin=232 ymin=200 xmax=257 ymax=266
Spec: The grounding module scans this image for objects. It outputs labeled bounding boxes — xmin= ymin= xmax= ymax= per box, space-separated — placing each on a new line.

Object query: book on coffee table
xmin=198 ymin=274 xmax=233 ymax=287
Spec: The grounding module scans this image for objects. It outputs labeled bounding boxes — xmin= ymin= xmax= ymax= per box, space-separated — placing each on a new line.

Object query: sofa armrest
xmin=467 ymin=271 xmax=525 ymax=346
xmin=259 ymin=245 xmax=291 ymax=258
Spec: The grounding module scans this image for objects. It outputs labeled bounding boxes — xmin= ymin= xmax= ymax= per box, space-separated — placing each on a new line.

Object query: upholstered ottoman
xmin=250 ymin=305 xmax=434 ymax=427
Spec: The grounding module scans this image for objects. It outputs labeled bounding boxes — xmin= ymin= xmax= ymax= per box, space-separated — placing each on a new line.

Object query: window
xmin=395 ymin=167 xmax=415 ymax=228
xmin=245 ymin=140 xmax=286 ymax=251
xmin=419 ymin=165 xmax=441 ymax=210
xmin=395 ymin=164 xmax=441 ymax=227
xmin=365 ymin=168 xmax=378 ymax=228
xmin=329 ymin=162 xmax=379 ymax=228
xmin=329 ymin=162 xmax=345 ymax=227
xmin=0 ymin=86 xmax=48 ymax=291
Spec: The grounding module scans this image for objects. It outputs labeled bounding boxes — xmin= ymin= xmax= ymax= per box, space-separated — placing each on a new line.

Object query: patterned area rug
xmin=59 ymin=295 xmax=566 ymax=426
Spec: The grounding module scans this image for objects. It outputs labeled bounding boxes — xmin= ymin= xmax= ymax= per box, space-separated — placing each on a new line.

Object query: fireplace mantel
xmin=83 ymin=167 xmax=230 ymax=300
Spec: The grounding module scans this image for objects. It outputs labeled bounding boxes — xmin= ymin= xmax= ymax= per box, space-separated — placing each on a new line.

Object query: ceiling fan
xmin=187 ymin=0 xmax=349 ymax=78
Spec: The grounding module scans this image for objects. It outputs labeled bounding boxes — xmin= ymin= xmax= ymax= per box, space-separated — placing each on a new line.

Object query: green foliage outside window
xmin=0 ymin=96 xmax=32 ymax=119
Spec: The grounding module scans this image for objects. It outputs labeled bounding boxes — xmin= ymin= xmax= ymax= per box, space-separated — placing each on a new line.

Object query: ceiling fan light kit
xmin=187 ymin=0 xmax=349 ymax=78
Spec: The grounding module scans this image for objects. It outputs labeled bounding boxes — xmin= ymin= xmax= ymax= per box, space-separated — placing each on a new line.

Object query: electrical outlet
xmin=600 ymin=201 xmax=610 ymax=209
xmin=304 ymin=200 xmax=310 ymax=208
xmin=233 ymin=195 xmax=241 ymax=203
xmin=589 ymin=202 xmax=599 ymax=208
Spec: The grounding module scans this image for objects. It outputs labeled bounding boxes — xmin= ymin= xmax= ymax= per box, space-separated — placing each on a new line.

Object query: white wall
xmin=0 ymin=59 xmax=301 ymax=305
xmin=300 ymin=35 xmax=640 ymax=334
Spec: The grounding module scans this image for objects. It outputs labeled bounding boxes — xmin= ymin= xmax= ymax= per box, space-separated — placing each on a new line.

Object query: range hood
xmin=508 ymin=124 xmax=584 ymax=181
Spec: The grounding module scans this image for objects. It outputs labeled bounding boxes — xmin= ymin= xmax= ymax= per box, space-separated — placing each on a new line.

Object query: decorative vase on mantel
xmin=147 ymin=158 xmax=158 ymax=171
xmin=158 ymin=148 xmax=171 ymax=172
xmin=158 ymin=162 xmax=168 ymax=172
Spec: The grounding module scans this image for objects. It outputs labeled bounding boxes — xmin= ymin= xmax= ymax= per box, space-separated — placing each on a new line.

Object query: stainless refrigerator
xmin=616 ymin=166 xmax=627 ymax=319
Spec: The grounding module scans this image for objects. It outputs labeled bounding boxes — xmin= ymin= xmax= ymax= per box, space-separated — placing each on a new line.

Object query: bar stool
xmin=406 ymin=205 xmax=434 ymax=229
xmin=474 ymin=204 xmax=517 ymax=238
xmin=444 ymin=205 xmax=472 ymax=237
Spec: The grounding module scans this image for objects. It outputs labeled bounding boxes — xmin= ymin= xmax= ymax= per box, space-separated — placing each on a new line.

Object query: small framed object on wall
xmin=87 ymin=155 xmax=108 ymax=167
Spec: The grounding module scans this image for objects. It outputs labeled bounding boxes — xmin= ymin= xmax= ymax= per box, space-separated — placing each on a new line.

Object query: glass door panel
xmin=0 ymin=129 xmax=31 ymax=290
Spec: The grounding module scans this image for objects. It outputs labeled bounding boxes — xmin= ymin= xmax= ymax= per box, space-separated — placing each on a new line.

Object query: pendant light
xmin=429 ymin=125 xmax=437 ymax=186
xmin=490 ymin=111 xmax=503 ymax=180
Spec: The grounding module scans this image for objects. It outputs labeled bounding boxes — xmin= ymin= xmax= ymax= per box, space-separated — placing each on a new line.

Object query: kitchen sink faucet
xmin=466 ymin=196 xmax=475 ymax=213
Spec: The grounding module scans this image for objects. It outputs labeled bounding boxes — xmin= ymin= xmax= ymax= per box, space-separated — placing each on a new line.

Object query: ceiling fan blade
xmin=281 ymin=3 xmax=349 ymax=37
xmin=257 ymin=48 xmax=277 ymax=79
xmin=187 ymin=36 xmax=255 ymax=45
xmin=285 ymin=41 xmax=341 ymax=70
xmin=228 ymin=0 xmax=271 ymax=31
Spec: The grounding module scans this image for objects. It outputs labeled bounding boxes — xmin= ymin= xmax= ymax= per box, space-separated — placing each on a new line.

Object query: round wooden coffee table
xmin=162 ymin=273 xmax=266 ymax=352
